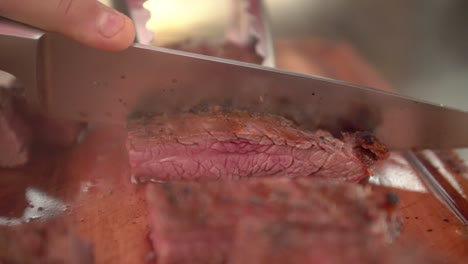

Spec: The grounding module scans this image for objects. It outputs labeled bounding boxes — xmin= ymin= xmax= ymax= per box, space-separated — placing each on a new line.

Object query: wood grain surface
xmin=0 ymin=38 xmax=466 ymax=263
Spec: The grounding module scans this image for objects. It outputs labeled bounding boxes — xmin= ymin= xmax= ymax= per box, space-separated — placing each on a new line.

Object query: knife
xmin=0 ymin=19 xmax=467 ymax=150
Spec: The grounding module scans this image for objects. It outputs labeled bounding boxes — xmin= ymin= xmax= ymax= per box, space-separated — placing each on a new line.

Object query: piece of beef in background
xmin=2 ymin=81 xmax=86 ymax=149
xmin=145 ymin=178 xmax=400 ymax=264
xmin=0 ymin=89 xmax=31 ymax=167
xmin=0 ymin=219 xmax=94 ymax=264
xmin=1 ymin=82 xmax=86 ymax=168
xmin=22 ymin=108 xmax=87 ymax=147
xmin=127 ymin=112 xmax=388 ymax=183
xmin=11 ymin=93 xmax=87 ymax=148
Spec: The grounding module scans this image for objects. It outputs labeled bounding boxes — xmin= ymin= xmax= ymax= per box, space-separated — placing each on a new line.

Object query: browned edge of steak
xmin=346 ymin=131 xmax=390 ymax=167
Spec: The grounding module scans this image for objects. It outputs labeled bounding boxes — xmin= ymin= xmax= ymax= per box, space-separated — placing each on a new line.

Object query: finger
xmin=1 ymin=0 xmax=136 ymax=51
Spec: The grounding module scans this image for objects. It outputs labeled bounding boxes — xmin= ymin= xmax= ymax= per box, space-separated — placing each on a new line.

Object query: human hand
xmin=0 ymin=0 xmax=136 ymax=51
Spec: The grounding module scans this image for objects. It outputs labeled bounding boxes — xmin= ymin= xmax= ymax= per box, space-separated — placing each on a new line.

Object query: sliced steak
xmin=230 ymin=218 xmax=445 ymax=264
xmin=146 ymin=178 xmax=400 ymax=264
xmin=0 ymin=89 xmax=31 ymax=167
xmin=0 ymin=219 xmax=94 ymax=264
xmin=127 ymin=112 xmax=388 ymax=182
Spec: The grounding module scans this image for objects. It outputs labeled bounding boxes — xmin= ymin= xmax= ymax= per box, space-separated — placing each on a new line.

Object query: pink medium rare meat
xmin=0 ymin=219 xmax=94 ymax=264
xmin=145 ymin=178 xmax=400 ymax=264
xmin=0 ymin=89 xmax=31 ymax=167
xmin=127 ymin=112 xmax=389 ymax=182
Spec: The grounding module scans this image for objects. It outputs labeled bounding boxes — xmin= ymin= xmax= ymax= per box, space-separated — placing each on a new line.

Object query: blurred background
xmin=119 ymin=0 xmax=468 ymax=111
xmin=265 ymin=0 xmax=468 ymax=112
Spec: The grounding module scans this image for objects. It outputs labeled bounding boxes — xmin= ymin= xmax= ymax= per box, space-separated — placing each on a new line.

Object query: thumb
xmin=1 ymin=0 xmax=136 ymax=51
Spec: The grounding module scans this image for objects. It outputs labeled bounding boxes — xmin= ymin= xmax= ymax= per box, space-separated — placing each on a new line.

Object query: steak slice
xmin=0 ymin=219 xmax=94 ymax=264
xmin=146 ymin=178 xmax=400 ymax=264
xmin=0 ymin=89 xmax=31 ymax=167
xmin=127 ymin=112 xmax=388 ymax=182
xmin=230 ymin=218 xmax=445 ymax=264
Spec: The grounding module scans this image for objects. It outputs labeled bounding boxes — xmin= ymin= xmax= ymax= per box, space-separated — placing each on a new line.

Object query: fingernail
xmin=98 ymin=9 xmax=125 ymax=38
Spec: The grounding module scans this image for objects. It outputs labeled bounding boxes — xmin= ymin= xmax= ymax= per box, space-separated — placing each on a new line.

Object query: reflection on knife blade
xmin=1 ymin=28 xmax=468 ymax=150
xmin=36 ymin=34 xmax=468 ymax=150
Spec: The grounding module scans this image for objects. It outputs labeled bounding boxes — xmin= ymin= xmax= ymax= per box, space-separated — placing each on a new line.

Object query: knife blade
xmin=0 ymin=22 xmax=467 ymax=150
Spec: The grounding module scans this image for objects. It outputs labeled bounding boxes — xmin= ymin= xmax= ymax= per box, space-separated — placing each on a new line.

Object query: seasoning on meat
xmin=127 ymin=112 xmax=389 ymax=183
xmin=0 ymin=219 xmax=95 ymax=264
xmin=0 ymin=89 xmax=31 ymax=167
xmin=145 ymin=178 xmax=400 ymax=264
xmin=230 ymin=218 xmax=446 ymax=264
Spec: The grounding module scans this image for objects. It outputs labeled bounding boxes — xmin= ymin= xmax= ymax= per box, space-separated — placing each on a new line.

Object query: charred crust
xmin=360 ymin=133 xmax=375 ymax=145
xmin=351 ymin=131 xmax=389 ymax=166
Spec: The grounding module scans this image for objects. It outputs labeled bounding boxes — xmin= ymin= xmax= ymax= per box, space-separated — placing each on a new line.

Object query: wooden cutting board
xmin=0 ymin=38 xmax=466 ymax=264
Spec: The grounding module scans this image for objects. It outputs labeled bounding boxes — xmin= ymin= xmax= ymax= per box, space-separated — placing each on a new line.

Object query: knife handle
xmin=0 ymin=18 xmax=44 ymax=105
